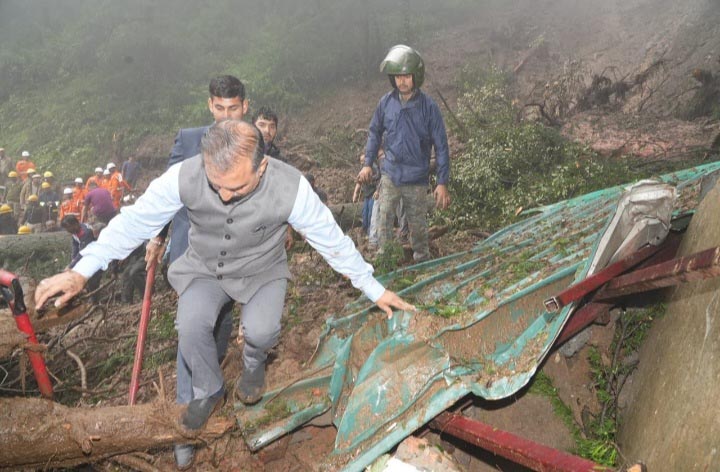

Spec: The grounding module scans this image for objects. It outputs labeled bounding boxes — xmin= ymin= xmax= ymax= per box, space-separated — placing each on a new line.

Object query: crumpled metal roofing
xmin=235 ymin=161 xmax=720 ymax=471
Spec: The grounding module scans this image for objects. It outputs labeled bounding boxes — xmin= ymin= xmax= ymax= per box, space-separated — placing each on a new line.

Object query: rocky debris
xmin=563 ymin=111 xmax=720 ymax=159
xmin=372 ymin=436 xmax=464 ymax=472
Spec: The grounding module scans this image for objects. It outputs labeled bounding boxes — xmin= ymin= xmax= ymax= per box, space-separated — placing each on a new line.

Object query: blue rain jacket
xmin=365 ymin=89 xmax=450 ymax=186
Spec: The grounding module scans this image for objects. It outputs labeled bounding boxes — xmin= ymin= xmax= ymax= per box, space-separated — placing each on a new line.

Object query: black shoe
xmin=180 ymin=388 xmax=225 ymax=431
xmin=236 ymin=365 xmax=265 ymax=405
xmin=174 ymin=444 xmax=195 ymax=470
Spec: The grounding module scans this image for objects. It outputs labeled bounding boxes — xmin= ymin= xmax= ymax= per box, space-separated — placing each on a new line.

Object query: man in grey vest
xmin=146 ymin=78 xmax=249 ymax=459
xmin=35 ymin=120 xmax=415 ymax=470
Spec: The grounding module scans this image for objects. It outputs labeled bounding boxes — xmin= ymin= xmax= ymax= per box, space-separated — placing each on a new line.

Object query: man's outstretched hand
xmin=35 ymin=271 xmax=88 ymax=309
xmin=375 ymin=290 xmax=417 ymax=319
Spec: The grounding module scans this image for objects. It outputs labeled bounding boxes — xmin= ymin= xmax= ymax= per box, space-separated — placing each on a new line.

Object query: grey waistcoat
xmin=167 ymin=155 xmax=301 ymax=303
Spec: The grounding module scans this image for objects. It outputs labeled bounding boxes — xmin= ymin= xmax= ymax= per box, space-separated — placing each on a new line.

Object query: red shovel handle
xmin=128 ymin=249 xmax=160 ymax=405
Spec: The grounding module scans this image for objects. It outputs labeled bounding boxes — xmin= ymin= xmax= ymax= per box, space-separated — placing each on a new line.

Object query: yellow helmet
xmin=27 ymin=168 xmax=36 ymax=175
xmin=8 ymin=171 xmax=18 ymax=178
xmin=27 ymin=194 xmax=39 ymax=202
xmin=43 ymin=171 xmax=54 ymax=178
xmin=17 ymin=225 xmax=32 ymax=235
xmin=41 ymin=182 xmax=51 ymax=189
xmin=0 ymin=204 xmax=12 ymax=215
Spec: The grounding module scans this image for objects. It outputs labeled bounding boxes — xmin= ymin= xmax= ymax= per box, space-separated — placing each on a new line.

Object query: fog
xmin=1 ymin=0 xmax=718 ymax=165
xmin=0 ymin=0 xmax=485 ymax=108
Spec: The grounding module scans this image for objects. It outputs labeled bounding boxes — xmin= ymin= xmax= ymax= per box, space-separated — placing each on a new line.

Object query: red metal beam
xmin=552 ymin=233 xmax=684 ymax=347
xmin=544 ymin=234 xmax=683 ymax=313
xmin=543 ymin=243 xmax=664 ymax=313
xmin=595 ymin=245 xmax=720 ymax=301
xmin=429 ymin=412 xmax=609 ymax=471
xmin=554 ymin=302 xmax=613 ymax=347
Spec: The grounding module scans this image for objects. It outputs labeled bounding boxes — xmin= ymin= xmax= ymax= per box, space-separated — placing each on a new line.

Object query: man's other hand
xmin=35 ymin=271 xmax=88 ymax=309
xmin=145 ymin=237 xmax=165 ymax=271
xmin=433 ymin=184 xmax=451 ymax=210
xmin=375 ymin=290 xmax=417 ymax=319
xmin=357 ymin=166 xmax=374 ymax=184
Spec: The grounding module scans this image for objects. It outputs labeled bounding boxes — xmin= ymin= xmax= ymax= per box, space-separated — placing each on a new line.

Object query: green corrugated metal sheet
xmin=235 ymin=161 xmax=720 ymax=471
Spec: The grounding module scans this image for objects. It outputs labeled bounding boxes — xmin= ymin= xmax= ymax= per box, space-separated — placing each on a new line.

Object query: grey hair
xmin=201 ymin=120 xmax=265 ymax=173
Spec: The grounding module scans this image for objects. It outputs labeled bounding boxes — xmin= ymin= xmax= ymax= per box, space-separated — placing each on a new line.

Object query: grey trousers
xmin=175 ymin=277 xmax=287 ymax=404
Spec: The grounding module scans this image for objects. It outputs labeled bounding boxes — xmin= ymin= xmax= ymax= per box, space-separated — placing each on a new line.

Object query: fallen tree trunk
xmin=0 ymin=231 xmax=70 ymax=282
xmin=0 ymin=397 xmax=233 ymax=470
xmin=0 ymin=314 xmax=26 ymax=359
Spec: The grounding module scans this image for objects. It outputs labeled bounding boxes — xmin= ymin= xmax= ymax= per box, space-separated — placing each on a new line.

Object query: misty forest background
xmin=2 ymin=0 xmax=718 ymax=231
xmin=0 ymin=0 xmax=476 ymax=172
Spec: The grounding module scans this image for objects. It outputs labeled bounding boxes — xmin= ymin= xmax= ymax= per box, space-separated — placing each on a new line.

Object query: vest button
xmin=220 ymin=251 xmax=227 ymax=256
xmin=218 ymin=262 xmax=224 ymax=268
xmin=217 ymin=275 xmax=223 ymax=280
xmin=227 ymin=218 xmax=233 ymax=224
xmin=224 ymin=234 xmax=231 ymax=240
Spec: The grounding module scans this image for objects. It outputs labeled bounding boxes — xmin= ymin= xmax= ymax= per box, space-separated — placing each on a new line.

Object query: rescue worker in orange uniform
xmin=15 ymin=151 xmax=37 ymax=182
xmin=59 ymin=188 xmax=81 ymax=221
xmin=105 ymin=162 xmax=131 ymax=209
xmin=85 ymin=167 xmax=104 ymax=191
xmin=71 ymin=178 xmax=86 ymax=212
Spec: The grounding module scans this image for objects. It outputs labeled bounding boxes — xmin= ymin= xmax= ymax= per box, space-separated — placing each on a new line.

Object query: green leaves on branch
xmin=440 ymin=67 xmax=631 ymax=231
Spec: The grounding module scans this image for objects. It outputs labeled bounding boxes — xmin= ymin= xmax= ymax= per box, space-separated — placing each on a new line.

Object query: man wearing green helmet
xmin=357 ymin=44 xmax=451 ymax=262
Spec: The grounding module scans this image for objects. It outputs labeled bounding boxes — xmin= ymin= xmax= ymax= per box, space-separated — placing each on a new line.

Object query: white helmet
xmin=21 ymin=150 xmax=30 ymax=157
xmin=74 ymin=177 xmax=84 ymax=184
xmin=63 ymin=187 xmax=73 ymax=195
xmin=103 ymin=169 xmax=111 ymax=176
xmin=107 ymin=162 xmax=116 ymax=169
xmin=94 ymin=167 xmax=103 ymax=173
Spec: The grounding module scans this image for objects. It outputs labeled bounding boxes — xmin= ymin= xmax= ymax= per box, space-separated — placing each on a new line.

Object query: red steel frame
xmin=430 ymin=412 xmax=610 ymax=471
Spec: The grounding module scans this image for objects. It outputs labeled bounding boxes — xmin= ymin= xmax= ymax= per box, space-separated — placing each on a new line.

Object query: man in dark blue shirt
xmin=120 ymin=156 xmax=141 ymax=188
xmin=357 ymin=45 xmax=451 ymax=262
xmin=61 ymin=215 xmax=96 ymax=269
xmin=61 ymin=215 xmax=102 ymax=298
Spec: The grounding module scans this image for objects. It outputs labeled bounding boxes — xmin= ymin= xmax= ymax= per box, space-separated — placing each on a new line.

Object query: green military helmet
xmin=380 ymin=44 xmax=425 ymax=89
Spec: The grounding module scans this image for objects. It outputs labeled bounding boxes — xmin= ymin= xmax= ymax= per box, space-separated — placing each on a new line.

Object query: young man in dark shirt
xmin=61 ymin=215 xmax=102 ymax=298
xmin=253 ymin=106 xmax=282 ymax=161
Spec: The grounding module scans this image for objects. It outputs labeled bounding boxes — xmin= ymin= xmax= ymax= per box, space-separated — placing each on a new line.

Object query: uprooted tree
xmin=523 ymin=59 xmax=668 ymax=125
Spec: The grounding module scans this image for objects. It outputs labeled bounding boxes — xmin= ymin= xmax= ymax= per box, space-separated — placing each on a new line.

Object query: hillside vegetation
xmin=0 ymin=0 xmax=477 ymax=174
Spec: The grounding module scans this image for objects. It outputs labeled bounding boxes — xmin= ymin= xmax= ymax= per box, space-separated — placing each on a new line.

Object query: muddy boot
xmin=180 ymin=388 xmax=225 ymax=431
xmin=236 ymin=364 xmax=265 ymax=405
xmin=174 ymin=444 xmax=194 ymax=471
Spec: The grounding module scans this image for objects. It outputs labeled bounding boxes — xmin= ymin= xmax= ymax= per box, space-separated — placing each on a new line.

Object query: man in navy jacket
xmin=357 ymin=45 xmax=451 ymax=262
